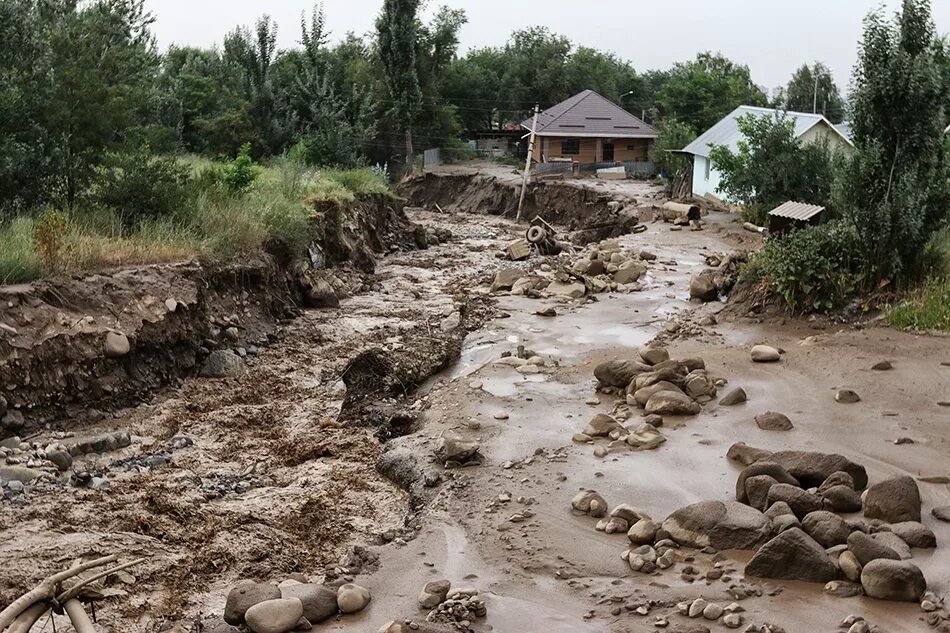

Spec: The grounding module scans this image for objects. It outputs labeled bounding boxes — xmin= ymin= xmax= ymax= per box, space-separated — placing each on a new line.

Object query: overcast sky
xmin=145 ymin=0 xmax=950 ymax=96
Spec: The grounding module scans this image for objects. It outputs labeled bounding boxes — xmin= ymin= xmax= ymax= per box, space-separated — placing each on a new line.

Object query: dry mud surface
xmin=2 ymin=198 xmax=950 ymax=633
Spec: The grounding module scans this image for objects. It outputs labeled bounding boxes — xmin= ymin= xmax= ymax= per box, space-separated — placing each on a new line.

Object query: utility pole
xmin=813 ymin=72 xmax=819 ymax=114
xmin=517 ymin=104 xmax=539 ymax=222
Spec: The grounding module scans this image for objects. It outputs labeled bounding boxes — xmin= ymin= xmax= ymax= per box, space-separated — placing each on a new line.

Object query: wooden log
xmin=63 ymin=599 xmax=98 ymax=633
xmin=0 ymin=554 xmax=118 ymax=630
xmin=6 ymin=602 xmax=49 ymax=633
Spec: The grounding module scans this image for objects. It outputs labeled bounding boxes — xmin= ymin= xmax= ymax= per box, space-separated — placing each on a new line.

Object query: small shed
xmin=767 ymin=201 xmax=825 ymax=235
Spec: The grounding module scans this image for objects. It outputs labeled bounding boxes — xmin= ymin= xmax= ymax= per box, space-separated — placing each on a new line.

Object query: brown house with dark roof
xmin=522 ymin=90 xmax=658 ymax=165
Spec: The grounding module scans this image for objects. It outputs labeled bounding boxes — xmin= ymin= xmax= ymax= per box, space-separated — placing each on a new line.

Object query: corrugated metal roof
xmin=681 ymin=106 xmax=851 ymax=158
xmin=835 ymin=122 xmax=853 ymax=142
xmin=521 ymin=90 xmax=658 ymax=138
xmin=768 ymin=201 xmax=825 ymax=221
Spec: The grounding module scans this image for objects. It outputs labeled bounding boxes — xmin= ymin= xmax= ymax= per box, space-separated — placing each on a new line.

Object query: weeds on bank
xmin=886 ymin=277 xmax=950 ymax=331
xmin=0 ymin=157 xmax=391 ymax=284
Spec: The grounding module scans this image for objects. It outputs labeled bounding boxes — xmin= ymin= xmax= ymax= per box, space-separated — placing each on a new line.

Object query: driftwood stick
xmin=55 ymin=558 xmax=148 ymax=603
xmin=63 ymin=599 xmax=98 ymax=633
xmin=6 ymin=602 xmax=49 ymax=633
xmin=0 ymin=554 xmax=118 ymax=630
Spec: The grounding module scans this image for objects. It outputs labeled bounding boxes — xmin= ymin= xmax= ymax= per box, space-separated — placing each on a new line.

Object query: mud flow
xmin=1 ymin=169 xmax=948 ymax=633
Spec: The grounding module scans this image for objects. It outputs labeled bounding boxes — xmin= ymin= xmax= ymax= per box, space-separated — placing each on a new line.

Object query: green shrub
xmin=95 ymin=148 xmax=190 ymax=229
xmin=222 ymin=143 xmax=259 ymax=193
xmin=33 ymin=209 xmax=73 ymax=273
xmin=745 ymin=222 xmax=866 ymax=312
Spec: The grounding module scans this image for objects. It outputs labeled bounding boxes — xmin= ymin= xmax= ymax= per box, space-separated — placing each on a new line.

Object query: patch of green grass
xmin=886 ymin=276 xmax=950 ymax=331
xmin=0 ymin=158 xmax=392 ymax=285
xmin=0 ymin=217 xmax=43 ymax=284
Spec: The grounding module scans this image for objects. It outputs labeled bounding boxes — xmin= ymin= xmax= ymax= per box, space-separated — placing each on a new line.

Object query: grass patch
xmin=886 ymin=276 xmax=950 ymax=331
xmin=0 ymin=158 xmax=392 ymax=284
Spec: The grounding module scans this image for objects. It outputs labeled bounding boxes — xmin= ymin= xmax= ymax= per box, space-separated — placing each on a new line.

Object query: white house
xmin=680 ymin=106 xmax=853 ymax=200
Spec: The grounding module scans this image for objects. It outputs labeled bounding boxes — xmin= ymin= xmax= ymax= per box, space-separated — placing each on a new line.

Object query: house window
xmin=704 ymin=158 xmax=711 ymax=180
xmin=561 ymin=139 xmax=580 ymax=155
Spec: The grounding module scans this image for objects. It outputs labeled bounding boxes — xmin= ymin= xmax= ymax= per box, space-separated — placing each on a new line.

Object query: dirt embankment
xmin=0 ymin=193 xmax=424 ymax=435
xmin=397 ymin=172 xmax=660 ymax=242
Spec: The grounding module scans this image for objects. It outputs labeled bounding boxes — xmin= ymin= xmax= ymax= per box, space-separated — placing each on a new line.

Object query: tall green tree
xmin=376 ymin=0 xmax=423 ymax=170
xmin=835 ymin=0 xmax=950 ymax=281
xmin=657 ymin=52 xmax=768 ymax=133
xmin=709 ymin=113 xmax=835 ymax=222
xmin=785 ymin=63 xmax=845 ymax=122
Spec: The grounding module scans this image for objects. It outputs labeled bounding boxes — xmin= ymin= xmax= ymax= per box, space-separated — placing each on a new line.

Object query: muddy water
xmin=332 ymin=210 xmax=947 ymax=632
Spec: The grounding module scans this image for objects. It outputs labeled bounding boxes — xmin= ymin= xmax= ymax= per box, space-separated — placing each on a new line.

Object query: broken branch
xmin=55 ymin=557 xmax=148 ymax=603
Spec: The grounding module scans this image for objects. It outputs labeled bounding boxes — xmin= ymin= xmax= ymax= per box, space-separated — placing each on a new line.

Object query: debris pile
xmin=491 ymin=238 xmax=655 ymax=301
xmin=689 ymin=251 xmax=749 ymax=302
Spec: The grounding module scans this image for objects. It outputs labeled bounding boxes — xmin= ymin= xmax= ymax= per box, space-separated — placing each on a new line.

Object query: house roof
xmin=681 ymin=105 xmax=853 ymax=158
xmin=521 ymin=90 xmax=658 ymax=139
xmin=768 ymin=201 xmax=825 ymax=222
xmin=834 ymin=122 xmax=853 ymax=142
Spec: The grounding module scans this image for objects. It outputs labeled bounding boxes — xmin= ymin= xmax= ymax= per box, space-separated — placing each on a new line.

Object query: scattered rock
xmin=435 ymin=436 xmax=482 ymax=468
xmin=491 ymin=268 xmax=525 ymax=292
xmin=825 ymin=580 xmax=864 ymax=598
xmin=755 ymin=411 xmax=793 ymax=431
xmin=702 ymin=603 xmax=723 ymax=620
xmin=835 ymin=389 xmax=861 ymax=404
xmin=933 ymin=506 xmax=950 ymax=523
xmin=871 ymin=360 xmax=892 ymax=371
xmin=871 ymin=532 xmax=912 ymax=560
xmin=719 ymin=387 xmax=747 ymax=406
xmin=244 ymin=598 xmax=304 ymax=633
xmin=750 ymin=345 xmax=781 ymax=363
xmin=200 ymin=349 xmax=246 ymax=378
xmin=764 ymin=450 xmax=868 ymax=489
xmin=860 ymin=559 xmax=927 ymax=602
xmin=736 ymin=461 xmax=799 ymax=504
xmin=839 ymin=550 xmax=863 ymax=582
xmin=820 ymin=485 xmax=863 ymax=513
xmin=572 ymin=490 xmax=608 ymax=517
xmin=690 ymin=272 xmax=719 ymax=301
xmin=419 ymin=580 xmax=451 ymax=609
xmin=583 ymin=413 xmax=625 ymax=437
xmin=628 ymin=519 xmax=660 ymax=544
xmin=744 ymin=475 xmax=779 ymax=512
xmin=863 ymin=475 xmax=921 ymax=522
xmin=336 ymin=583 xmax=371 ymax=614
xmin=745 ymin=528 xmax=838 ymax=583
xmin=726 ymin=442 xmax=773 ymax=466
xmin=104 ymin=331 xmax=131 ymax=357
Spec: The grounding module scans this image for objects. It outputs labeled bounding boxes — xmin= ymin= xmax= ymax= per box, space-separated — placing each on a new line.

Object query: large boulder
xmin=662 ymin=501 xmax=771 ymax=550
xmin=801 ymin=511 xmax=851 ymax=548
xmin=745 ymin=528 xmax=838 ymax=583
xmin=280 ymin=583 xmax=339 ymax=624
xmin=639 ymin=346 xmax=670 ymax=366
xmin=633 ymin=381 xmax=683 ymax=407
xmin=645 ymin=391 xmax=701 ymax=416
xmin=690 ymin=271 xmax=719 ymax=301
xmin=614 ymin=260 xmax=647 ymax=284
xmin=750 ymin=345 xmax=781 ymax=362
xmin=754 ymin=411 xmax=793 ymax=431
xmin=491 ymin=268 xmax=525 ymax=291
xmin=244 ymin=598 xmax=303 ymax=633
xmin=225 ymin=581 xmax=282 ymax=625
xmin=863 ymin=476 xmax=921 ymax=523
xmin=594 ymin=359 xmax=651 ymax=388
xmin=200 ymin=350 xmax=246 ymax=378
xmin=736 ymin=462 xmax=799 ymax=504
xmin=583 ymin=413 xmax=625 ymax=437
xmin=764 ymin=451 xmax=868 ymax=490
xmin=766 ymin=483 xmax=823 ymax=518
xmin=744 ymin=475 xmax=779 ymax=512
xmin=860 ymin=559 xmax=927 ymax=602
xmin=871 ymin=532 xmax=912 ymax=560
xmin=847 ymin=531 xmax=900 ymax=566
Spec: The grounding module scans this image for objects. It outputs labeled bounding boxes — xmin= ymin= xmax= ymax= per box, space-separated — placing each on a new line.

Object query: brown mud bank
xmin=0 ymin=193 xmax=425 ymax=435
xmin=397 ymin=171 xmax=662 ymax=243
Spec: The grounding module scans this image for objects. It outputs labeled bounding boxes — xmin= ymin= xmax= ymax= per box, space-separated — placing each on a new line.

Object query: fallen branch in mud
xmin=63 ymin=599 xmax=97 ymax=633
xmin=0 ymin=554 xmax=118 ymax=629
xmin=55 ymin=557 xmax=148 ymax=603
xmin=5 ymin=603 xmax=47 ymax=633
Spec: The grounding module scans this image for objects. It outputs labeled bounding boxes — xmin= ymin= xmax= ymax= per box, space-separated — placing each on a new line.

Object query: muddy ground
xmin=1 ymin=176 xmax=949 ymax=633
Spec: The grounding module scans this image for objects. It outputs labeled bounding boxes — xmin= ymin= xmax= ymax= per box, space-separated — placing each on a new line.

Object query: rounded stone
xmin=224 ymin=581 xmax=281 ymax=625
xmin=244 ymin=597 xmax=303 ymax=633
xmin=336 ymin=583 xmax=371 ymax=614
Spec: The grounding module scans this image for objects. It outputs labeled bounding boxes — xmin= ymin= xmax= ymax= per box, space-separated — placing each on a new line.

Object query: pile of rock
xmin=727 ymin=445 xmax=935 ymax=604
xmin=676 ymin=598 xmax=745 ymax=629
xmin=222 ymin=578 xmax=371 ymax=633
xmin=492 ymin=345 xmax=548 ymax=376
xmin=490 ymin=239 xmax=655 ymax=301
xmin=419 ymin=582 xmax=487 ymax=632
xmin=593 ymin=345 xmax=720 ymax=417
xmin=689 ymin=251 xmax=748 ymax=302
